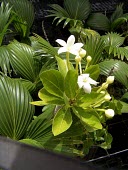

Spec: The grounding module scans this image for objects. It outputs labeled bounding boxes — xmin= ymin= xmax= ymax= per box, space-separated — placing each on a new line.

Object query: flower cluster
xmin=56 ymin=35 xmax=115 ymax=118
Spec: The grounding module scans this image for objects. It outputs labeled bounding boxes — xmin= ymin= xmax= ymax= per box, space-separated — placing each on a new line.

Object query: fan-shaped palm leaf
xmin=64 ymin=0 xmax=91 ymax=20
xmin=87 ymin=13 xmax=110 ymax=31
xmin=0 ymin=46 xmax=11 ymax=75
xmin=8 ymin=40 xmax=40 ymax=82
xmin=47 ymin=0 xmax=91 ymax=28
xmin=0 ymin=76 xmax=35 ymax=139
xmin=0 ymin=2 xmax=14 ymax=45
xmin=99 ymin=59 xmax=128 ymax=88
xmin=102 ymin=32 xmax=125 ymax=47
xmin=110 ymin=4 xmax=123 ymax=23
xmin=84 ymin=35 xmax=105 ymax=64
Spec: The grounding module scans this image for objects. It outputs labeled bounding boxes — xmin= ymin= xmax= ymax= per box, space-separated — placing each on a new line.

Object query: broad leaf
xmin=84 ymin=64 xmax=100 ymax=80
xmin=40 ymin=69 xmax=64 ymax=98
xmin=85 ymin=35 xmax=105 ymax=65
xmin=87 ymin=13 xmax=110 ymax=31
xmin=38 ymin=88 xmax=65 ymax=105
xmin=52 ymin=108 xmax=72 ymax=136
xmin=64 ymin=70 xmax=78 ymax=99
xmin=0 ymin=76 xmax=34 ymax=140
xmin=99 ymin=59 xmax=128 ymax=88
xmin=73 ymin=107 xmax=102 ymax=131
xmin=8 ymin=41 xmax=40 ymax=82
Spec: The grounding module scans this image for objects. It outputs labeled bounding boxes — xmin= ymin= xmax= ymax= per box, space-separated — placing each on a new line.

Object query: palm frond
xmin=0 ymin=2 xmax=12 ymax=32
xmin=3 ymin=0 xmax=35 ymax=37
xmin=0 ymin=46 xmax=11 ymax=75
xmin=64 ymin=0 xmax=91 ymax=20
xmin=32 ymin=34 xmax=58 ymax=57
xmin=110 ymin=4 xmax=123 ymax=23
xmin=87 ymin=13 xmax=110 ymax=31
xmin=99 ymin=59 xmax=128 ymax=88
xmin=0 ymin=76 xmax=35 ymax=139
xmin=102 ymin=32 xmax=125 ymax=47
xmin=8 ymin=40 xmax=40 ymax=82
xmin=84 ymin=35 xmax=105 ymax=64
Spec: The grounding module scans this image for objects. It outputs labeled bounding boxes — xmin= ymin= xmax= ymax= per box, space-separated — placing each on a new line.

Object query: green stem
xmin=75 ymin=62 xmax=79 ymax=75
xmin=66 ymin=52 xmax=70 ymax=70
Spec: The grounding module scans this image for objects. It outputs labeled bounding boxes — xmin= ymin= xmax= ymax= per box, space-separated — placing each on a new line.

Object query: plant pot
xmin=0 ymin=136 xmax=104 ymax=170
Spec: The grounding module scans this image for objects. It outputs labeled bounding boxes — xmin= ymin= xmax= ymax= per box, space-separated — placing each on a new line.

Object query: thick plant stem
xmin=66 ymin=52 xmax=70 ymax=70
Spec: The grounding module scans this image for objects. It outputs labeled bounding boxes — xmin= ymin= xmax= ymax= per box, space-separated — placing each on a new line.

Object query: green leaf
xmin=40 ymin=69 xmax=64 ymax=98
xmin=38 ymin=88 xmax=65 ymax=105
xmin=4 ymin=0 xmax=35 ymax=37
xmin=99 ymin=59 xmax=128 ymax=88
xmin=76 ymin=92 xmax=105 ymax=108
xmin=87 ymin=13 xmax=110 ymax=31
xmin=55 ymin=56 xmax=67 ymax=77
xmin=73 ymin=107 xmax=102 ymax=131
xmin=0 ymin=76 xmax=35 ymax=140
xmin=8 ymin=40 xmax=40 ymax=82
xmin=85 ymin=35 xmax=105 ymax=65
xmin=20 ymin=139 xmax=43 ymax=148
xmin=84 ymin=64 xmax=100 ymax=80
xmin=52 ymin=108 xmax=72 ymax=136
xmin=64 ymin=70 xmax=78 ymax=99
xmin=64 ymin=0 xmax=91 ymax=20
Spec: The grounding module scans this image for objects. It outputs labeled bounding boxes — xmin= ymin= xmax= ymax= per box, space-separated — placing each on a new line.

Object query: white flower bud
xmin=86 ymin=56 xmax=92 ymax=62
xmin=75 ymin=56 xmax=81 ymax=63
xmin=104 ymin=94 xmax=111 ymax=101
xmin=105 ymin=109 xmax=115 ymax=118
xmin=101 ymin=82 xmax=108 ymax=89
xmin=106 ymin=76 xmax=114 ymax=84
xmin=79 ymin=48 xmax=86 ymax=58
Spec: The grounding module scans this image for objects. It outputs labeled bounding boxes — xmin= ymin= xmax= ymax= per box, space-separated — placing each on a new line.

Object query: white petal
xmin=67 ymin=35 xmax=75 ymax=47
xmin=88 ymin=77 xmax=98 ymax=85
xmin=69 ymin=49 xmax=79 ymax=55
xmin=81 ymin=74 xmax=89 ymax=79
xmin=78 ymin=74 xmax=85 ymax=82
xmin=72 ymin=43 xmax=83 ymax=50
xmin=58 ymin=47 xmax=67 ymax=54
xmin=78 ymin=81 xmax=84 ymax=88
xmin=56 ymin=39 xmax=67 ymax=47
xmin=83 ymin=82 xmax=91 ymax=93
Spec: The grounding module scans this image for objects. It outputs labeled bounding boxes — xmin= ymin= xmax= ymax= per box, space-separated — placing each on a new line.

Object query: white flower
xmin=106 ymin=76 xmax=114 ymax=84
xmin=77 ymin=74 xmax=98 ymax=93
xmin=105 ymin=109 xmax=115 ymax=118
xmin=79 ymin=48 xmax=86 ymax=58
xmin=56 ymin=35 xmax=83 ymax=55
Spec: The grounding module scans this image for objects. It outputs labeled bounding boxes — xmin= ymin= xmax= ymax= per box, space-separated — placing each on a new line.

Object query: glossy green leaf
xmin=40 ymin=69 xmax=64 ymax=98
xmin=73 ymin=107 xmax=102 ymax=131
xmin=87 ymin=13 xmax=110 ymax=31
xmin=0 ymin=76 xmax=35 ymax=140
xmin=38 ymin=88 xmax=65 ymax=105
xmin=55 ymin=56 xmax=68 ymax=77
xmin=84 ymin=64 xmax=100 ymax=80
xmin=99 ymin=59 xmax=128 ymax=88
xmin=8 ymin=41 xmax=40 ymax=82
xmin=52 ymin=108 xmax=72 ymax=136
xmin=64 ymin=70 xmax=78 ymax=99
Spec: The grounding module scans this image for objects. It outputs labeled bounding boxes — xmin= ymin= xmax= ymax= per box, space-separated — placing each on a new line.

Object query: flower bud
xmin=106 ymin=76 xmax=114 ymax=84
xmin=105 ymin=109 xmax=115 ymax=118
xmin=79 ymin=48 xmax=86 ymax=58
xmin=86 ymin=56 xmax=92 ymax=62
xmin=104 ymin=94 xmax=111 ymax=101
xmin=75 ymin=56 xmax=81 ymax=63
xmin=101 ymin=82 xmax=108 ymax=89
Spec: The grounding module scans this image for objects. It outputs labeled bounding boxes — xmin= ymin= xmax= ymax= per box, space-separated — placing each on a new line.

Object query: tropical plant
xmin=47 ymin=1 xmax=128 ymax=34
xmin=1 ymin=0 xmax=35 ymax=40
